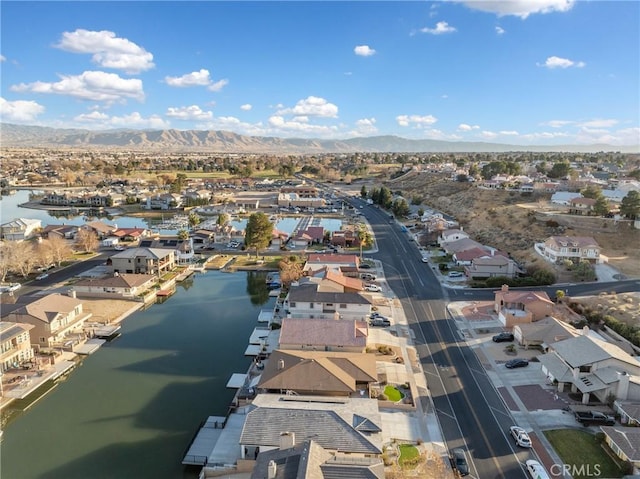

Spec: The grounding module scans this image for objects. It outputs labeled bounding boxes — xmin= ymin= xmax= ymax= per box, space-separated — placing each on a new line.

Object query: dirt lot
xmin=385 ymin=172 xmax=640 ymax=278
xmin=568 ymin=292 xmax=640 ymax=327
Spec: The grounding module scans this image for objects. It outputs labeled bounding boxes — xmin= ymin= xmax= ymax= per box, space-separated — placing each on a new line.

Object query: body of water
xmin=0 ymin=271 xmax=273 ymax=478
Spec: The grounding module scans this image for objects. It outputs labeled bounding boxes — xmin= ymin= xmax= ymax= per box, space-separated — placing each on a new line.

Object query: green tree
xmin=177 ymin=229 xmax=189 ymax=240
xmin=360 ymin=185 xmax=368 ymax=198
xmin=217 ymin=213 xmax=229 ymax=226
xmin=593 ymin=195 xmax=609 ymax=216
xmin=620 ymin=190 xmax=640 ymax=219
xmin=391 ymin=198 xmax=410 ymax=218
xmin=468 ymin=163 xmax=480 ymax=177
xmin=573 ymin=260 xmax=597 ymax=281
xmin=548 ymin=161 xmax=571 ymax=179
xmin=378 ymin=186 xmax=392 ymax=209
xmin=245 ymin=212 xmax=273 ymax=257
xmin=188 ymin=212 xmax=201 ymax=230
xmin=581 ymin=185 xmax=603 ymax=199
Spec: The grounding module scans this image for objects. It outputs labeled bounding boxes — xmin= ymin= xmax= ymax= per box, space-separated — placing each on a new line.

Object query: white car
xmin=421 ymin=256 xmax=429 ymax=263
xmin=0 ymin=283 xmax=21 ymax=293
xmin=365 ymin=284 xmax=382 ymax=293
xmin=510 ymin=426 xmax=532 ymax=448
xmin=35 ymin=273 xmax=49 ymax=281
xmin=447 ymin=271 xmax=465 ymax=278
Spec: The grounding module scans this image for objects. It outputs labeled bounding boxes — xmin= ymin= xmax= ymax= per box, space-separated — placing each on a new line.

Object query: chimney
xmin=279 ymin=431 xmax=295 ymax=450
xmin=501 ymin=284 xmax=509 ymax=293
xmin=616 ymin=371 xmax=630 ymax=400
xmin=68 ymin=289 xmax=76 ymax=299
xmin=582 ymin=325 xmax=590 ymax=336
xmin=278 ymin=359 xmax=285 ymax=370
xmin=267 ymin=460 xmax=277 ymax=479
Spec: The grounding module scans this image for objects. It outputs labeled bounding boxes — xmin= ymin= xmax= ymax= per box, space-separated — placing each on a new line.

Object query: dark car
xmin=505 ymin=358 xmax=529 ymax=369
xmin=450 ymin=448 xmax=469 ymax=476
xmin=492 ymin=332 xmax=514 ymax=343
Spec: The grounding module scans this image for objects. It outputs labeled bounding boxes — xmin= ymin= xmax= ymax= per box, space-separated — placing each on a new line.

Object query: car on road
xmin=421 ymin=256 xmax=429 ymax=263
xmin=526 ymin=460 xmax=550 ymax=479
xmin=510 ymin=426 xmax=532 ymax=447
xmin=0 ymin=283 xmax=22 ymax=293
xmin=114 ymin=245 xmax=126 ymax=251
xmin=450 ymin=448 xmax=469 ymax=476
xmin=365 ymin=284 xmax=382 ymax=293
xmin=492 ymin=332 xmax=514 ymax=342
xmin=505 ymin=358 xmax=529 ymax=369
xmin=35 ymin=273 xmax=49 ymax=280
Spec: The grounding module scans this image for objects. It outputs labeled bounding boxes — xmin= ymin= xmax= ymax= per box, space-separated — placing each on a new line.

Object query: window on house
xmin=579 ymin=365 xmax=591 ymax=373
xmin=310 ymin=303 xmax=314 ymax=309
xmin=340 ymin=304 xmax=347 ymax=309
xmin=289 ymin=302 xmax=296 ymax=308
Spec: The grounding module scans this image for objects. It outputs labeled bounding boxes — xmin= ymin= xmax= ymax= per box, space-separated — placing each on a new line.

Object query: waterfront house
xmin=270 ymin=228 xmax=289 ymax=248
xmin=40 ymin=224 xmax=79 ymax=240
xmin=80 ymin=220 xmax=117 ymax=239
xmin=4 ymin=293 xmax=92 ymax=350
xmin=279 ymin=318 xmax=369 ymax=352
xmin=535 ymin=235 xmax=601 ymax=265
xmin=304 ymin=254 xmax=360 ymax=277
xmin=538 ymin=329 xmax=640 ymax=404
xmin=0 ymin=218 xmax=42 ymax=242
xmin=0 ymin=321 xmax=35 ymax=372
xmin=256 ymin=349 xmax=377 ymax=397
xmin=250 ymin=438 xmax=384 ymax=479
xmin=302 ymin=269 xmax=364 ymax=293
xmin=112 ymin=227 xmax=151 ymax=243
xmin=72 ymin=273 xmax=157 ymax=300
xmin=109 ymin=247 xmax=176 ymax=275
xmin=239 ymin=393 xmax=383 ymax=460
xmin=330 ymin=228 xmax=360 ymax=248
xmin=145 ymin=193 xmax=183 ymax=210
xmin=139 ymin=236 xmax=195 ymax=264
xmin=494 ymin=285 xmax=553 ymax=327
xmin=284 ymin=282 xmax=372 ymax=321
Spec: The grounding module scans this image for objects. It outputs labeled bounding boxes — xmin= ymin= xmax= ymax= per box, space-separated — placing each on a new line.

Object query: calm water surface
xmin=1 ymin=271 xmax=272 ymax=479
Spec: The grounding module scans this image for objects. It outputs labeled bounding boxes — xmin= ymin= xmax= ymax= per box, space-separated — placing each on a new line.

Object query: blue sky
xmin=1 ymin=1 xmax=638 ymax=147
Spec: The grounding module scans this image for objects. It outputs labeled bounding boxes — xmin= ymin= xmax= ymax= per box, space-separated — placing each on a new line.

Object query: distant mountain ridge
xmin=1 ymin=123 xmax=636 ymax=153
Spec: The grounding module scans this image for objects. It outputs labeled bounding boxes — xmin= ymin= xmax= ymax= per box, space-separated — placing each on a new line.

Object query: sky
xmin=1 ymin=1 xmax=639 ymax=147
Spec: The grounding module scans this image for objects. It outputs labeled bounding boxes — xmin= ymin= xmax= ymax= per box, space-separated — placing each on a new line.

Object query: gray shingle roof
xmin=288 ymin=284 xmax=371 ymax=305
xmin=240 ymin=407 xmax=381 ymax=454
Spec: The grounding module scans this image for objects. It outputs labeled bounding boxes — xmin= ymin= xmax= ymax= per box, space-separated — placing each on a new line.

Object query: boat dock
xmin=182 ymin=416 xmax=227 ymax=466
xmin=75 ymin=338 xmax=106 ymax=355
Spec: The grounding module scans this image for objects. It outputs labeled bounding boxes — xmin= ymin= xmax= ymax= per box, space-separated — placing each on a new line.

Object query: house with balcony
xmin=145 ymin=193 xmax=183 ymax=210
xmin=0 ymin=218 xmax=42 ymax=241
xmin=109 ymin=247 xmax=176 ymax=275
xmin=538 ymin=329 xmax=640 ymax=404
xmin=284 ymin=283 xmax=371 ymax=321
xmin=4 ymin=293 xmax=92 ymax=350
xmin=139 ymin=236 xmax=195 ymax=264
xmin=0 ymin=321 xmax=35 ymax=372
xmin=494 ymin=285 xmax=554 ymax=327
xmin=568 ymin=197 xmax=597 ymax=215
xmin=72 ymin=273 xmax=157 ymax=300
xmin=536 ymin=236 xmax=601 ymax=265
xmin=279 ymin=318 xmax=369 ymax=353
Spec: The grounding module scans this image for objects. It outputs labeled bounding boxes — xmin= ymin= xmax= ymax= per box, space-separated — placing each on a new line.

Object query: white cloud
xmin=495 ymin=26 xmax=505 ymax=35
xmin=458 ymin=123 xmax=480 ymax=131
xmin=240 ymin=104 xmax=252 ymax=111
xmin=354 ymin=45 xmax=376 ymax=57
xmin=166 ymin=105 xmax=213 ymax=121
xmin=55 ymin=29 xmax=154 ymax=74
xmin=499 ymin=130 xmax=519 ymax=136
xmin=208 ymin=79 xmax=229 ymax=92
xmin=539 ymin=56 xmax=585 ymax=69
xmin=420 ymin=21 xmax=456 ymax=35
xmin=481 ymin=130 xmax=498 ymax=139
xmin=268 ymin=115 xmax=339 ymax=136
xmin=11 ymin=71 xmax=144 ymax=103
xmin=73 ymin=110 xmax=169 ymax=129
xmin=0 ymin=97 xmax=45 ymax=122
xmin=459 ymin=0 xmax=575 ymax=19
xmin=276 ymin=96 xmax=338 ymax=118
xmin=521 ymin=131 xmax=570 ymax=141
xmin=0 ymin=55 xmax=6 ymax=62
xmin=164 ymin=69 xmax=229 ymax=92
xmin=579 ymin=119 xmax=618 ymax=128
xmin=545 ymin=120 xmax=574 ymax=128
xmin=396 ymin=114 xmax=438 ymax=127
xmin=349 ymin=117 xmax=378 ymax=136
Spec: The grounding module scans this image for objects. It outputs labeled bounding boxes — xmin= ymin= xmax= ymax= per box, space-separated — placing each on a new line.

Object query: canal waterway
xmin=1 ymin=270 xmax=274 ymax=479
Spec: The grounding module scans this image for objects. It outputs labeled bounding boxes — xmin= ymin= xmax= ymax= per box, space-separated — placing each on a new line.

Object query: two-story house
xmin=465 ymin=254 xmax=521 ymax=279
xmin=72 ymin=273 xmax=157 ymax=300
xmin=139 ymin=237 xmax=194 ymax=264
xmin=4 ymin=293 xmax=92 ymax=350
xmin=494 ymin=285 xmax=554 ymax=327
xmin=0 ymin=321 xmax=35 ymax=372
xmin=284 ymin=283 xmax=371 ymax=321
xmin=304 ymin=254 xmax=360 ymax=277
xmin=109 ymin=247 xmax=176 ymax=275
xmin=0 ymin=218 xmax=42 ymax=241
xmin=536 ymin=236 xmax=601 ymax=265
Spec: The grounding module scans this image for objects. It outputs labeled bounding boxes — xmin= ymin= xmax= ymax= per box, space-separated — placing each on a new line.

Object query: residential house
xmin=112 ymin=227 xmax=151 ymax=244
xmin=183 ymin=189 xmax=211 ymax=203
xmin=304 ymin=254 xmax=360 ymax=277
xmin=302 ymin=269 xmax=364 ymax=293
xmin=270 ymin=228 xmax=289 ymax=248
xmin=257 ymin=349 xmax=377 ymax=396
xmin=551 ymin=191 xmax=582 ymax=205
xmin=536 ymin=236 xmax=601 ymax=265
xmin=80 ymin=220 xmax=117 ymax=239
xmin=453 ymin=246 xmax=498 ymax=266
xmin=331 ymin=228 xmax=361 ymax=248
xmin=568 ymin=197 xmax=597 ymax=215
xmin=291 ymin=226 xmax=324 ymax=248
xmin=1 ymin=218 xmax=42 ymax=241
xmin=109 ymin=247 xmax=176 ymax=275
xmin=613 ymin=401 xmax=640 ymax=426
xmin=72 ymin=273 xmax=156 ymax=300
xmin=145 ymin=193 xmax=183 ymax=210
xmin=277 ymin=192 xmax=325 ymax=208
xmin=513 ymin=316 xmax=578 ymax=350
xmin=278 ymin=318 xmax=368 ymax=352
xmin=285 ymin=282 xmax=371 ymax=321
xmin=250 ymin=439 xmax=384 ymax=479
xmin=538 ymin=329 xmax=640 ymax=404
xmin=441 ymin=238 xmax=486 ymax=256
xmin=239 ymin=393 xmax=383 ymax=460
xmin=465 ymin=254 xmax=521 ymax=279
xmin=600 ymin=426 xmax=640 ymax=471
xmin=4 ymin=293 xmax=92 ymax=350
xmin=438 ymin=228 xmax=469 ymax=246
xmin=0 ymin=321 xmax=35 ymax=372
xmin=40 ymin=224 xmax=79 ymax=240
xmin=494 ymin=285 xmax=554 ymax=327
xmin=139 ymin=236 xmax=194 ymax=264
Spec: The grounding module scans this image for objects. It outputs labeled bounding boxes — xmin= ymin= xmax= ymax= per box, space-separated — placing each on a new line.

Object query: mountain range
xmin=1 ymin=123 xmax=636 ymax=154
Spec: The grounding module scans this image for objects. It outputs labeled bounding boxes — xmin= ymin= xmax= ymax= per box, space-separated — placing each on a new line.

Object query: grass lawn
xmin=544 ymin=429 xmax=626 ymax=479
xmin=398 ymin=444 xmax=420 ymax=468
xmin=384 ymin=385 xmax=405 ymax=402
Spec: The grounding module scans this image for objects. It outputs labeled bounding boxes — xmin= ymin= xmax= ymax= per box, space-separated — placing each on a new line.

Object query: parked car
xmin=509 ymin=426 xmax=532 ymax=448
xmin=450 ymin=448 xmax=469 ymax=476
xmin=114 ymin=245 xmax=126 ymax=251
xmin=359 ymin=263 xmax=372 ymax=269
xmin=421 ymin=256 xmax=429 ymax=263
xmin=447 ymin=271 xmax=465 ymax=278
xmin=525 ymin=460 xmax=550 ymax=479
xmin=0 ymin=283 xmax=21 ymax=293
xmin=365 ymin=284 xmax=382 ymax=293
xmin=492 ymin=332 xmax=514 ymax=343
xmin=505 ymin=358 xmax=529 ymax=369
xmin=35 ymin=273 xmax=49 ymax=280
xmin=574 ymin=410 xmax=615 ymax=426
xmin=361 ymin=273 xmax=377 ymax=281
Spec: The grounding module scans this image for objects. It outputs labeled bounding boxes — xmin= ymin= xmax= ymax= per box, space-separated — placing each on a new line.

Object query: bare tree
xmin=8 ymin=241 xmax=38 ymax=278
xmin=42 ymin=236 xmax=73 ymax=266
xmin=76 ymin=229 xmax=99 ymax=253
